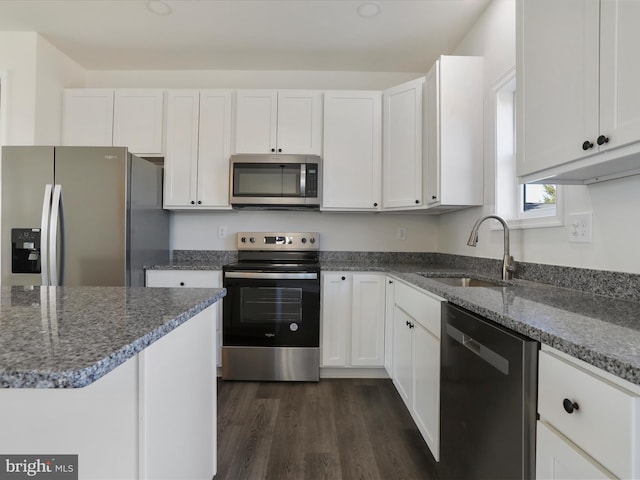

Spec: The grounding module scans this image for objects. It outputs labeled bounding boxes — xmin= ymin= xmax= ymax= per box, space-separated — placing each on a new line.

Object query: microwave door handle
xmin=300 ymin=163 xmax=306 ymax=196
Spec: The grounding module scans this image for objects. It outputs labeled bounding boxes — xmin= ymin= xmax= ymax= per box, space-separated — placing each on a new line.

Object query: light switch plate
xmin=568 ymin=212 xmax=592 ymax=243
xmin=397 ymin=226 xmax=407 ymax=241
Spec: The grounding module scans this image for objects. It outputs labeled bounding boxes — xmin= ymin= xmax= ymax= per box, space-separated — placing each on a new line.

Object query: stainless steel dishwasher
xmin=439 ymin=303 xmax=538 ymax=479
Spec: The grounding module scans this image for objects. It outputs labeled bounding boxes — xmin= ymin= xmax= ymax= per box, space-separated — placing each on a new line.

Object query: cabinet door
xmin=235 ymin=90 xmax=278 ymax=154
xmin=62 ymin=89 xmax=114 ymax=146
xmin=197 ymin=90 xmax=233 ymax=208
xmin=536 ymin=422 xmax=613 ymax=480
xmin=392 ymin=305 xmax=413 ymax=407
xmin=350 ymin=274 xmax=386 ymax=367
xmin=384 ymin=277 xmax=395 ymax=376
xmin=322 ymin=91 xmax=382 ymax=211
xmin=517 ymin=0 xmax=600 ymax=177
xmin=164 ymin=90 xmax=200 ymax=208
xmin=276 ymin=91 xmax=323 ymax=154
xmin=383 ymin=78 xmax=424 ymax=209
xmin=413 ymin=320 xmax=440 ymax=461
xmin=113 ymin=89 xmax=164 ymax=155
xmin=423 ymin=63 xmax=440 ymax=207
xmin=320 ymin=273 xmax=351 ymax=367
xmin=599 ymin=0 xmax=640 ymax=153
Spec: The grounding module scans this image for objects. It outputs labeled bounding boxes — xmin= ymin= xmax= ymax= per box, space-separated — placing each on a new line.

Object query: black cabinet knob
xmin=597 ymin=135 xmax=610 ymax=146
xmin=278 ymin=148 xmax=282 ymax=153
xmin=197 ymin=200 xmax=202 ymax=205
xmin=415 ymin=199 xmax=420 ymax=204
xmin=409 ymin=322 xmax=414 ymax=329
xmin=341 ymin=276 xmax=346 ymax=281
xmin=431 ymin=195 xmax=437 ymax=200
xmin=388 ymin=280 xmax=393 ymax=284
xmin=562 ymin=398 xmax=579 ymax=414
xmin=582 ymin=140 xmax=594 ymax=151
xmin=179 ymin=282 xmax=185 ymax=286
xmin=406 ymin=320 xmax=411 ymax=327
xmin=271 ymin=148 xmax=276 ymax=152
xmin=373 ymin=202 xmax=378 ymax=207
xmin=190 ymin=200 xmax=195 ymax=205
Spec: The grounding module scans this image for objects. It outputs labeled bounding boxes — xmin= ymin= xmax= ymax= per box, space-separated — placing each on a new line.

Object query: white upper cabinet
xmin=63 ymin=89 xmax=164 ymax=155
xmin=382 ymin=77 xmax=424 ymax=209
xmin=517 ymin=0 xmax=640 ymax=184
xmin=234 ymin=90 xmax=322 ymax=155
xmin=62 ymin=89 xmax=114 ymax=147
xmin=321 ymin=91 xmax=382 ymax=211
xmin=423 ymin=56 xmax=484 ymax=212
xmin=163 ymin=90 xmax=233 ymax=209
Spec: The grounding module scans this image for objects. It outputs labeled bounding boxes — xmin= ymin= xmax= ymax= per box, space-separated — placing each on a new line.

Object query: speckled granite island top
xmin=0 ymin=286 xmax=225 ymax=388
xmin=322 ymin=261 xmax=640 ymax=387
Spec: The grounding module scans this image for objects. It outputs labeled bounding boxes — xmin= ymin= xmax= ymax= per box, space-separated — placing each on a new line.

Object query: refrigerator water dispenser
xmin=11 ymin=228 xmax=41 ymax=274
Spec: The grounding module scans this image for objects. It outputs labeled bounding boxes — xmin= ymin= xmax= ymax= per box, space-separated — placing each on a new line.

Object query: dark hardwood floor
xmin=216 ymin=378 xmax=440 ymax=480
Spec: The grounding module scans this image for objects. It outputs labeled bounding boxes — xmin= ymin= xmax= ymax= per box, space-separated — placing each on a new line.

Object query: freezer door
xmin=1 ymin=146 xmax=55 ymax=286
xmin=54 ymin=146 xmax=128 ymax=286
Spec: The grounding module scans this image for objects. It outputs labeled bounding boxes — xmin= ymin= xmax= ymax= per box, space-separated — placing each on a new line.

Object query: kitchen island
xmin=0 ymin=285 xmax=225 ymax=480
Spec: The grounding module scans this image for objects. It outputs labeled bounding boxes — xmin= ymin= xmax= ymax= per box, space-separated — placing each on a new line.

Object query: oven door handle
xmin=224 ymin=271 xmax=318 ymax=280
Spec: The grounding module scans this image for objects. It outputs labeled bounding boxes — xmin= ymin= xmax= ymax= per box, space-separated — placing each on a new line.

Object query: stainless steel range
xmin=222 ymin=232 xmax=320 ymax=381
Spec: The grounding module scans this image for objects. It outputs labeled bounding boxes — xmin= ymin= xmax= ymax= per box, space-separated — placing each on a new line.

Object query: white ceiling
xmin=0 ymin=0 xmax=491 ymax=72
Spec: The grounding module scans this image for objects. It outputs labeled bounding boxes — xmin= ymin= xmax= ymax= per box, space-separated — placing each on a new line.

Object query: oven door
xmin=223 ymin=271 xmax=320 ymax=347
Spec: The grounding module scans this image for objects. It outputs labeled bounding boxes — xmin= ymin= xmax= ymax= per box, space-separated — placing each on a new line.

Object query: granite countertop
xmin=148 ymin=252 xmax=640 ymax=386
xmin=322 ymin=261 xmax=640 ymax=387
xmin=0 ymin=286 xmax=225 ymax=388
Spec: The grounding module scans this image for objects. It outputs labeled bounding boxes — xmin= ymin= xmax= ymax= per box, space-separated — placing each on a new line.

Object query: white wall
xmin=171 ymin=210 xmax=439 ymax=252
xmin=85 ymin=69 xmax=422 ymax=91
xmin=438 ymin=0 xmax=640 ymax=274
xmin=34 ymin=35 xmax=85 ymax=144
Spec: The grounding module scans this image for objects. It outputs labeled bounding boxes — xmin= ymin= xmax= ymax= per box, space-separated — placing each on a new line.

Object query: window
xmin=494 ymin=68 xmax=563 ymax=228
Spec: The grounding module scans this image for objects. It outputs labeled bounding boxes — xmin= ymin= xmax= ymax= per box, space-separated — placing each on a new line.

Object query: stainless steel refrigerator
xmin=1 ymin=146 xmax=169 ymax=287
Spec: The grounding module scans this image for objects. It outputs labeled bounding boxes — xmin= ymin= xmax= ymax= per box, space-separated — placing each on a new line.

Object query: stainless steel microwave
xmin=229 ymin=154 xmax=322 ymax=209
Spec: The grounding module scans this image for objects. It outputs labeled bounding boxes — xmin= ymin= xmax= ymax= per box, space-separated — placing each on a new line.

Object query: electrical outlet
xmin=568 ymin=213 xmax=592 ymax=243
xmin=397 ymin=226 xmax=407 ymax=241
xmin=217 ymin=225 xmax=227 ymax=239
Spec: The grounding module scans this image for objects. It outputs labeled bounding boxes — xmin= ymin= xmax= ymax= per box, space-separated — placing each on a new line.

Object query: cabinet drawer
xmin=538 ymin=350 xmax=640 ymax=479
xmin=145 ymin=270 xmax=221 ymax=288
xmin=393 ymin=280 xmax=443 ymax=337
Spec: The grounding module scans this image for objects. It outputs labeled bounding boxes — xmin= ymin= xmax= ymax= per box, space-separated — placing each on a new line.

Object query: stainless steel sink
xmin=420 ymin=275 xmax=505 ymax=288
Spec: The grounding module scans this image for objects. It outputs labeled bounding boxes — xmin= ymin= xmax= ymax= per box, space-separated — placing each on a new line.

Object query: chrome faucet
xmin=466 ymin=215 xmax=515 ymax=280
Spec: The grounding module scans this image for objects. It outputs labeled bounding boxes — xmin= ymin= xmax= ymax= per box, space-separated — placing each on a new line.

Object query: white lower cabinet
xmin=320 ymin=272 xmax=386 ymax=368
xmin=390 ymin=277 xmax=443 ymax=461
xmin=145 ymin=269 xmax=223 ymax=368
xmin=536 ymin=346 xmax=640 ymax=479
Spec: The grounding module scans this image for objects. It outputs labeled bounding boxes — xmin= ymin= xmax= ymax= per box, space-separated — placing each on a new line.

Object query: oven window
xmin=239 ymin=287 xmax=303 ymax=323
xmin=233 ymin=163 xmax=301 ymax=197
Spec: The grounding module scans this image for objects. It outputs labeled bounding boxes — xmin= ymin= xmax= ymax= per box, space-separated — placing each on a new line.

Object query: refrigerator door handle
xmin=49 ymin=184 xmax=65 ymax=286
xmin=40 ymin=184 xmax=54 ymax=286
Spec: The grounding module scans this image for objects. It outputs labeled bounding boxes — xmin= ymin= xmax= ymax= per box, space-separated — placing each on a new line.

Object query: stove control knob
xmin=310 ymin=237 xmax=316 ymax=244
xmin=290 ymin=323 xmax=299 ymax=332
xmin=301 ymin=237 xmax=307 ymax=244
xmin=240 ymin=236 xmax=247 ymax=243
xmin=249 ymin=237 xmax=256 ymax=243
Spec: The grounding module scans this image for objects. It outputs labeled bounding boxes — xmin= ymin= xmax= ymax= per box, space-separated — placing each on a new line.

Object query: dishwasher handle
xmin=446 ymin=323 xmax=510 ymax=375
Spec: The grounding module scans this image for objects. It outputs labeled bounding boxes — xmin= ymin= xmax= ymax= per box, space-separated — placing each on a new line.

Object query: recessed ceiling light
xmin=146 ymin=0 xmax=172 ymax=16
xmin=357 ymin=2 xmax=382 ymax=18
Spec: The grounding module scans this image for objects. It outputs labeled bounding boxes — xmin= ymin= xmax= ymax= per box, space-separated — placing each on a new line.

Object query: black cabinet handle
xmin=582 ymin=140 xmax=594 ymax=151
xmin=562 ymin=398 xmax=579 ymax=414
xmin=597 ymin=135 xmax=610 ymax=146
